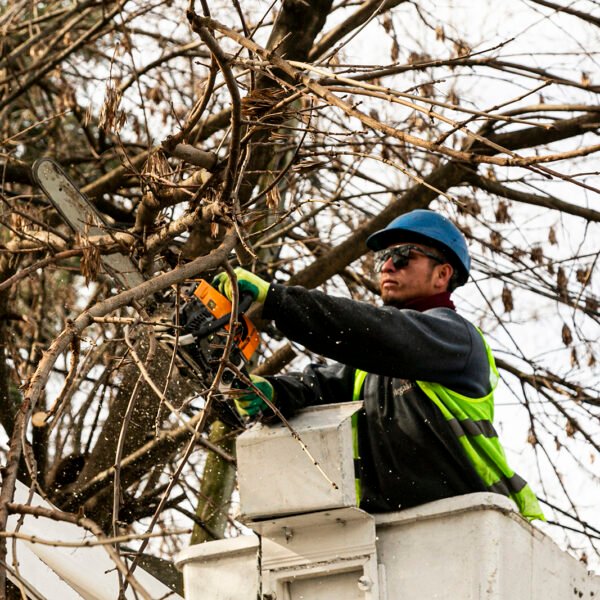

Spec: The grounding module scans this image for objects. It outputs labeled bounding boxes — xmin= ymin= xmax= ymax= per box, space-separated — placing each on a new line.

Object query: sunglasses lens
xmin=391 ymin=252 xmax=410 ymax=270
xmin=375 ymin=247 xmax=411 ymax=271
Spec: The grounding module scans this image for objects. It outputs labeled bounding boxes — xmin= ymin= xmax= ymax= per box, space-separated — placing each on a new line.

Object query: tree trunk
xmin=191 ymin=420 xmax=237 ymax=544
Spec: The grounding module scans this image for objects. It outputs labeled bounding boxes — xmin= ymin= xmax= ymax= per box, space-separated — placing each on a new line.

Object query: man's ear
xmin=436 ymin=263 xmax=454 ymax=291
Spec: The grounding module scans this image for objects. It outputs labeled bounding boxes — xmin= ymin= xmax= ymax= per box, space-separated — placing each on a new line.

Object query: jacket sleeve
xmin=267 ymin=362 xmax=356 ymax=418
xmin=263 ymin=283 xmax=490 ymax=397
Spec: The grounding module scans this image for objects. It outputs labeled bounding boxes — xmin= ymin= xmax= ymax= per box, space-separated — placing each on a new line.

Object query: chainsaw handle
xmin=238 ymin=292 xmax=254 ymax=315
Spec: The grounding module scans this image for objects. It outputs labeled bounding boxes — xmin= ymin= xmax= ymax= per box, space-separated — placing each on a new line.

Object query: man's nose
xmin=381 ymin=256 xmax=397 ymax=273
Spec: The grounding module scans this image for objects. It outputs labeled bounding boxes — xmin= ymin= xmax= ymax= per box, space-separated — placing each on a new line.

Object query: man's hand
xmin=213 ymin=267 xmax=270 ymax=304
xmin=234 ymin=375 xmax=274 ymax=418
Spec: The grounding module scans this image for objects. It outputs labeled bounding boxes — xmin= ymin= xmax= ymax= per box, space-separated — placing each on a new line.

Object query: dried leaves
xmin=265 ymin=186 xmax=281 ymax=211
xmin=456 ymin=195 xmax=481 ymax=216
xmin=382 ymin=13 xmax=399 ymax=62
xmin=495 ymin=201 xmax=510 ymax=223
xmin=77 ymin=226 xmax=101 ymax=286
xmin=557 ymin=267 xmax=568 ymax=298
xmin=530 ymin=246 xmax=544 ymax=264
xmin=576 ymin=267 xmax=592 ymax=287
xmin=490 ymin=230 xmax=502 ymax=250
xmin=241 ymin=87 xmax=287 ymax=124
xmin=501 ymin=285 xmax=514 ymax=313
xmin=581 ymin=71 xmax=590 ymax=87
xmin=98 ymin=83 xmax=126 ymax=133
xmin=453 ymin=39 xmax=471 ymax=58
xmin=562 ymin=323 xmax=573 ymax=346
xmin=571 ymin=348 xmax=579 ymax=368
xmin=143 ymin=149 xmax=171 ymax=183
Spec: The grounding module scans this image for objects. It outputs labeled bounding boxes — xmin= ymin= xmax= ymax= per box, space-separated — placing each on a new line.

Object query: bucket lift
xmin=176 ymin=403 xmax=600 ymax=599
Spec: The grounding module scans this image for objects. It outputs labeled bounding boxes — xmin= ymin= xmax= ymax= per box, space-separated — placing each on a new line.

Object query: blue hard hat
xmin=366 ymin=209 xmax=470 ymax=286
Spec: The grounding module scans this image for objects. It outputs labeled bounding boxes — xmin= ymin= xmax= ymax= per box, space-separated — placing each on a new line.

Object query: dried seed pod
xmin=530 ymin=246 xmax=544 ymax=264
xmin=501 ymin=285 xmax=513 ymax=313
xmin=495 ymin=201 xmax=510 ymax=224
xmin=557 ymin=267 xmax=568 ymax=298
xmin=490 ymin=230 xmax=502 ymax=249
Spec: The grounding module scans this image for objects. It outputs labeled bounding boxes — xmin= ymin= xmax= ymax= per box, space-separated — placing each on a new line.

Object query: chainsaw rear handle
xmin=238 ymin=291 xmax=254 ymax=314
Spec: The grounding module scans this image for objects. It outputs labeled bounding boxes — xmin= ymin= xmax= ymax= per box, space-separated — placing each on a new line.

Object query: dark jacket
xmin=262 ymin=284 xmax=490 ymax=512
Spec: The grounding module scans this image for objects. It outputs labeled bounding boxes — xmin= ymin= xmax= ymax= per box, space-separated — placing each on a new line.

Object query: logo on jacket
xmin=392 ymin=379 xmax=414 ymax=397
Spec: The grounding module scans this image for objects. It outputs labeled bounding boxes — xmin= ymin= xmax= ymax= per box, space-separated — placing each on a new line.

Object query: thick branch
xmin=466 ymin=173 xmax=600 ymax=222
xmin=309 ymin=0 xmax=407 ymax=61
xmin=287 ymin=110 xmax=600 ymax=289
xmin=529 ymin=0 xmax=600 ymax=28
xmin=203 ymin=16 xmax=600 ymax=171
xmin=287 ymin=161 xmax=465 ymax=288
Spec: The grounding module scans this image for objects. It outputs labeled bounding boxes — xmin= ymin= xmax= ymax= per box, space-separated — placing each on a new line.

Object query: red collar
xmin=398 ymin=292 xmax=455 ymax=312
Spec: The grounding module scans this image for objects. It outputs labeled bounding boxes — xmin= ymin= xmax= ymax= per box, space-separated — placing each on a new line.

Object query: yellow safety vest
xmin=353 ymin=332 xmax=545 ymax=521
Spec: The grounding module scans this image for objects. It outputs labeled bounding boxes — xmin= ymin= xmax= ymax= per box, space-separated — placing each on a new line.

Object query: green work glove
xmin=234 ymin=375 xmax=275 ymax=418
xmin=212 ymin=267 xmax=270 ymax=304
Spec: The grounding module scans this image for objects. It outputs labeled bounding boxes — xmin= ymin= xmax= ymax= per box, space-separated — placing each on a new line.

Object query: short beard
xmin=380 ymin=293 xmax=406 ymax=309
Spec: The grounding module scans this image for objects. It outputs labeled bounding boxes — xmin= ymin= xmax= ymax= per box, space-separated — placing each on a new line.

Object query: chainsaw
xmin=156 ymin=279 xmax=260 ymax=391
xmin=32 ymin=158 xmax=259 ymax=399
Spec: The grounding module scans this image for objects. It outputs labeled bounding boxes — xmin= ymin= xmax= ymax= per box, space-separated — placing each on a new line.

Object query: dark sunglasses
xmin=374 ymin=245 xmax=445 ymax=272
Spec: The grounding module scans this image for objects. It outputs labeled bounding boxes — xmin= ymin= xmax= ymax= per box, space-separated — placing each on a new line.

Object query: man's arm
xmin=263 ymin=284 xmax=489 ymax=397
xmin=266 ymin=362 xmax=357 ymax=417
xmin=212 ymin=268 xmax=489 ymax=397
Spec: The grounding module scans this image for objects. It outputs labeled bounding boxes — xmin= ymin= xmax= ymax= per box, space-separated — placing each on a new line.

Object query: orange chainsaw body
xmin=193 ymin=280 xmax=260 ymax=361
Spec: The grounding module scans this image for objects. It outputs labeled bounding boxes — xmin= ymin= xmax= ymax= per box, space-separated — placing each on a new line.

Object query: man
xmin=214 ymin=209 xmax=544 ymax=520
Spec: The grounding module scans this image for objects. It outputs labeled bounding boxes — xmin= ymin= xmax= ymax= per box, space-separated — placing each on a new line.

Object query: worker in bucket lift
xmin=214 ymin=209 xmax=545 ymax=521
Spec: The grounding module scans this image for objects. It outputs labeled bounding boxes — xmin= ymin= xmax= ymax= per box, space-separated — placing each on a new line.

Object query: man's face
xmin=376 ymin=243 xmax=453 ymax=306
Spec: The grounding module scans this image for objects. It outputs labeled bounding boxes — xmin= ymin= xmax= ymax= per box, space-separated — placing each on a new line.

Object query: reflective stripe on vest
xmin=352 ymin=332 xmax=545 ymax=521
xmin=352 ymin=369 xmax=368 ymax=503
